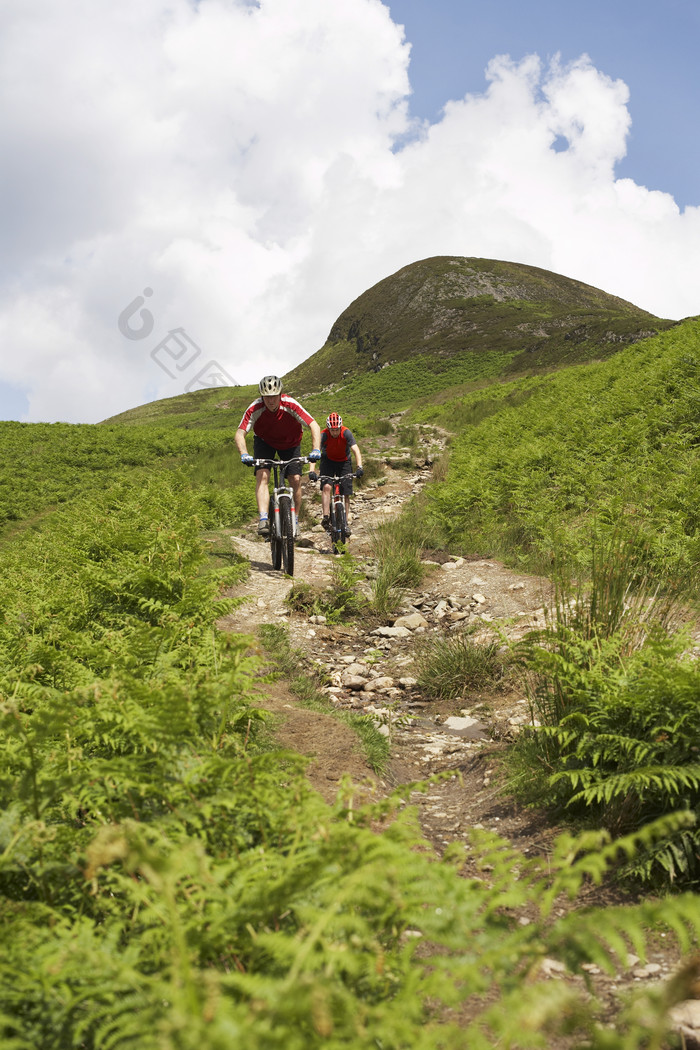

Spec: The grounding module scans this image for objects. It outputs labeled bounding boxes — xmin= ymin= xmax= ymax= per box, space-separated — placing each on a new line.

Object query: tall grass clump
xmin=369 ymin=499 xmax=432 ymax=616
xmin=285 ymin=551 xmax=368 ymax=623
xmin=415 ymin=630 xmax=508 ymax=700
xmin=514 ymin=528 xmax=700 ymax=886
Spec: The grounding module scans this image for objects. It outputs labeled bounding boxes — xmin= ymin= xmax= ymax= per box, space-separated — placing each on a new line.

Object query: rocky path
xmin=219 ymin=457 xmax=553 ymax=803
xmin=217 ymin=449 xmax=696 ymax=1040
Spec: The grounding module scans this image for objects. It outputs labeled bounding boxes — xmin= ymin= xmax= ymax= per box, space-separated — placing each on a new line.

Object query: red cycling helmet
xmin=326 ymin=412 xmax=342 ymax=429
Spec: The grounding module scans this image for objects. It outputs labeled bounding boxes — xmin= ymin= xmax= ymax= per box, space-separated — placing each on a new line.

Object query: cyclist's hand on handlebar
xmin=308 ymin=470 xmax=318 ymax=482
xmin=308 ymin=448 xmax=321 ymax=462
xmin=241 ymin=453 xmax=254 ymax=466
xmin=355 ymin=466 xmax=364 ymax=478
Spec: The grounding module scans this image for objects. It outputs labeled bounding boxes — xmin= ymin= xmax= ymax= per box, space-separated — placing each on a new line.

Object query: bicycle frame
xmin=268 ymin=461 xmax=295 ymax=540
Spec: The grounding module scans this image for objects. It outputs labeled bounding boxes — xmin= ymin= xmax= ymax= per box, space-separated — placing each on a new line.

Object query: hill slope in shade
xmin=284 ymin=256 xmax=676 ymax=394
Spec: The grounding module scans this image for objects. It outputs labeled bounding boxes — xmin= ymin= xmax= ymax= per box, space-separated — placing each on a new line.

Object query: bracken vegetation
xmin=6 ymin=460 xmax=700 ymax=1046
xmin=3 ymin=256 xmax=700 ymax=1045
xmin=511 ymin=530 xmax=700 ymax=887
xmin=422 ymin=321 xmax=700 ymax=580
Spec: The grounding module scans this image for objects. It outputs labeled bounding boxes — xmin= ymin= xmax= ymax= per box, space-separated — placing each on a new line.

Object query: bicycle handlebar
xmin=308 ymin=470 xmax=363 ymax=483
xmin=244 ymin=456 xmax=312 ymax=469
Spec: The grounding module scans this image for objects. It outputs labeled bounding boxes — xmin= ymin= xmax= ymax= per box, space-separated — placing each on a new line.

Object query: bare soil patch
xmin=253 ymin=681 xmax=380 ymax=805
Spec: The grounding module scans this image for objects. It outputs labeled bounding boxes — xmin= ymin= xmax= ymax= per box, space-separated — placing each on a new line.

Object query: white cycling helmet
xmin=259 ymin=375 xmax=282 ymax=396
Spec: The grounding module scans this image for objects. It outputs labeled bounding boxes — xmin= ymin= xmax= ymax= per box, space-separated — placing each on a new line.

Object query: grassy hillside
xmin=101 ymin=384 xmax=256 ymax=427
xmin=102 ymin=257 xmax=679 ymax=429
xmin=284 ymin=256 xmax=676 ymax=396
xmin=418 ymin=318 xmax=700 ymax=582
xmin=0 ymin=417 xmax=256 ymax=541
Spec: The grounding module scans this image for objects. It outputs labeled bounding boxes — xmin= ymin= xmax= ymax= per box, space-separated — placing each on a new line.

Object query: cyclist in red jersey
xmin=319 ymin=412 xmax=363 ymax=535
xmin=236 ymin=376 xmax=321 ymax=535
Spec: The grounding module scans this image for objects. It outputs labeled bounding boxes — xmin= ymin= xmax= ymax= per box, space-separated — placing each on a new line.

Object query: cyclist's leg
xmin=252 ymin=437 xmax=274 ymax=526
xmin=319 ymin=455 xmax=334 ymax=523
xmin=255 ymin=470 xmax=270 ymax=514
xmin=339 ymin=467 xmax=353 ymax=534
xmin=321 ymin=482 xmax=332 ymax=518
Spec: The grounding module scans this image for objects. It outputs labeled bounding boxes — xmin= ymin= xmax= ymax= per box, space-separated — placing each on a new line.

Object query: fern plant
xmin=514 ymin=529 xmax=700 ymax=885
xmin=3 ymin=451 xmax=700 ymax=1046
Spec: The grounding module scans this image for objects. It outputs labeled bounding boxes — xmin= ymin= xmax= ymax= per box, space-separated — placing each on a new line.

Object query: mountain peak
xmin=285 ymin=256 xmax=672 ymax=393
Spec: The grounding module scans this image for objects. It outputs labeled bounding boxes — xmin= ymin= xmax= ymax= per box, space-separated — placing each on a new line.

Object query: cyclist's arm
xmin=350 ymin=442 xmax=362 ymax=469
xmin=309 ymin=419 xmax=322 ymax=449
xmin=234 ymin=428 xmax=249 ymax=456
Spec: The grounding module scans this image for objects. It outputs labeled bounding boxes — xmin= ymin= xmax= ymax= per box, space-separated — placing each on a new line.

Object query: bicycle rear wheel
xmin=280 ymin=498 xmax=295 ymax=576
xmin=269 ymin=497 xmax=282 ymax=570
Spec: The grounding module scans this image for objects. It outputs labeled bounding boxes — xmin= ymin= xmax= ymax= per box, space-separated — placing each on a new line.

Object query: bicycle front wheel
xmin=280 ymin=498 xmax=295 ymax=576
xmin=332 ymin=501 xmax=347 ymax=554
xmin=269 ymin=496 xmax=282 ymax=570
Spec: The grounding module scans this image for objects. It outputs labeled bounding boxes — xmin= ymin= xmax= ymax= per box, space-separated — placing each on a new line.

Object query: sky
xmin=1 ymin=0 xmax=700 ymax=424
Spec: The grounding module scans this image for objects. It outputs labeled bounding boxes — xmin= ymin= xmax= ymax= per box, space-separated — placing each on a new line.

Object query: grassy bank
xmin=418 ymin=321 xmax=700 ymax=584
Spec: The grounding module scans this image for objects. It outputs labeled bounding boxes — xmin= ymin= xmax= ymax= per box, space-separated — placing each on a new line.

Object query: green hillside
xmin=101 ymin=258 xmax=680 ymax=430
xmin=0 ymin=417 xmax=256 ymax=543
xmin=101 ymin=383 xmax=255 ymax=427
xmin=91 ymin=256 xmax=700 ymax=586
xmin=284 ymin=256 xmax=677 ymax=396
xmin=3 ymin=261 xmax=700 ymax=1045
xmin=416 ymin=317 xmax=700 ymax=580
xmin=103 ymin=257 xmax=678 ymax=431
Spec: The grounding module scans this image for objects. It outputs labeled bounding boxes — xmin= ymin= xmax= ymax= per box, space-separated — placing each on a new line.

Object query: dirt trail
xmin=217 ymin=453 xmax=688 ymax=1024
xmin=219 ymin=459 xmax=553 ymax=814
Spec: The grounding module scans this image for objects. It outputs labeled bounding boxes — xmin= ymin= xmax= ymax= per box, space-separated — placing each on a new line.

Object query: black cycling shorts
xmin=252 ymin=437 xmax=302 ymax=477
xmin=319 ymin=457 xmax=353 ymax=496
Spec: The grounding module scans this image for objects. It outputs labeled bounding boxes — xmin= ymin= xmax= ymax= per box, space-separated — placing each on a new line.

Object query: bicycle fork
xmin=270 ymin=486 xmax=296 ymax=539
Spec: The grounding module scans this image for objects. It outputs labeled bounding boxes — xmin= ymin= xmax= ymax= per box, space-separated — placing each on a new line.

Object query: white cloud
xmin=0 ymin=0 xmax=698 ymax=422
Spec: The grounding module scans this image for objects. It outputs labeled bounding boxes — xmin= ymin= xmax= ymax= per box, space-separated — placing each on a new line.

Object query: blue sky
xmin=1 ymin=0 xmax=700 ymax=423
xmin=389 ymin=0 xmax=699 ymax=208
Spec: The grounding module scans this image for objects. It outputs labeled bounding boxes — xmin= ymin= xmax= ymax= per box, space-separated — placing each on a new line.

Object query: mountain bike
xmin=309 ymin=470 xmax=361 ymax=554
xmin=246 ymin=457 xmax=310 ymax=576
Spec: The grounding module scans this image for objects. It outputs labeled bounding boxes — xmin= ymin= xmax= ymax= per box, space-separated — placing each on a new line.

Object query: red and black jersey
xmin=321 ymin=426 xmax=355 ymax=463
xmin=237 ymin=395 xmax=315 ymax=450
